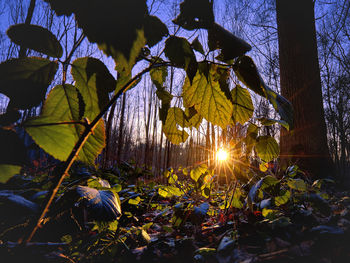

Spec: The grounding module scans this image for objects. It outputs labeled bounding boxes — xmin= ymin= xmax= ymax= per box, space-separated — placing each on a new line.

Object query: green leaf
xmin=112 ymin=29 xmax=146 ymax=76
xmin=190 ymin=164 xmax=207 ymax=182
xmin=191 ymin=37 xmax=205 ymax=55
xmin=208 ymin=23 xmax=251 ymax=60
xmin=144 ymin=15 xmax=168 ymax=47
xmin=150 ymin=63 xmax=168 ymax=89
xmin=233 ymin=56 xmax=293 ymax=130
xmin=128 ymin=196 xmax=141 ymax=205
xmin=45 ymin=0 xmax=148 ymax=73
xmin=264 ymin=88 xmax=294 ymax=131
xmin=0 ymin=57 xmax=58 ymax=109
xmin=158 ymin=185 xmax=182 ymax=198
xmin=244 ymin=123 xmax=259 ymax=155
xmin=182 ymin=64 xmax=233 ymax=128
xmin=287 ymin=178 xmax=307 ymax=192
xmin=25 ymin=116 xmax=78 ymax=161
xmin=0 ymin=165 xmax=22 ymax=183
xmin=25 ymin=85 xmax=105 ymax=163
xmin=165 ymin=36 xmax=197 ymax=83
xmin=275 ymin=190 xmax=290 ymax=206
xmin=231 ymin=85 xmax=254 ymax=124
xmin=173 ymin=0 xmax=214 ymax=30
xmin=156 ymin=89 xmax=173 ymax=105
xmin=72 ymin=57 xmax=116 ymax=116
xmin=258 ymin=117 xmax=289 ymax=130
xmin=7 ymin=24 xmax=63 ymax=58
xmin=255 ymin=136 xmax=279 ymax=162
xmin=185 ymin=107 xmax=202 ymax=129
xmin=230 ymin=189 xmax=243 ymax=209
xmin=163 ymin=107 xmax=189 ymax=144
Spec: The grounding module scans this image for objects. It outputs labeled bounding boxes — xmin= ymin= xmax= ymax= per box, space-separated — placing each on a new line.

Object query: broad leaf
xmin=165 ymin=36 xmax=197 ymax=83
xmin=255 ymin=136 xmax=279 ymax=162
xmin=258 ymin=117 xmax=289 ymax=131
xmin=185 ymin=107 xmax=202 ymax=129
xmin=144 ymin=15 xmax=168 ymax=47
xmin=45 ymin=0 xmax=148 ymax=74
xmin=244 ymin=123 xmax=259 ymax=155
xmin=190 ymin=164 xmax=207 ymax=182
xmin=25 ymin=85 xmax=105 ymax=164
xmin=163 ymin=107 xmax=189 ymax=144
xmin=287 ymin=178 xmax=307 ymax=192
xmin=275 ymin=190 xmax=290 ymax=206
xmin=76 ymin=186 xmax=121 ymax=221
xmin=182 ymin=64 xmax=233 ymax=128
xmin=233 ymin=56 xmax=293 ymax=130
xmin=150 ymin=64 xmax=168 ymax=89
xmin=25 ymin=116 xmax=78 ymax=161
xmin=156 ymin=89 xmax=173 ymax=105
xmin=7 ymin=24 xmax=63 ymax=58
xmin=0 ymin=165 xmax=22 ymax=183
xmin=0 ymin=57 xmax=58 ymax=109
xmin=208 ymin=23 xmax=251 ymax=60
xmin=173 ymin=0 xmax=214 ymax=30
xmin=231 ymin=85 xmax=254 ymax=124
xmin=158 ymin=185 xmax=182 ymax=198
xmin=191 ymin=37 xmax=205 ymax=55
xmin=72 ymin=57 xmax=116 ymax=117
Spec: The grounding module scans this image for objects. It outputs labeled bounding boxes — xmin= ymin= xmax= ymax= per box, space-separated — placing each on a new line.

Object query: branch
xmin=22 ymin=63 xmax=158 ymax=244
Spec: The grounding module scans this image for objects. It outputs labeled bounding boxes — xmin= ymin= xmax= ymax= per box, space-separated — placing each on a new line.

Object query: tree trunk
xmin=276 ymin=0 xmax=334 ymax=178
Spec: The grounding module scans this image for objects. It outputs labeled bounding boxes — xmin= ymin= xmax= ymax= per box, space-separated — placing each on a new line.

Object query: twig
xmin=22 ymin=63 xmax=160 ymax=244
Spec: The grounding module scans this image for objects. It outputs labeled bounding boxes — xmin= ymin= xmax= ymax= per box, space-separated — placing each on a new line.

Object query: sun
xmin=216 ymin=148 xmax=229 ymax=162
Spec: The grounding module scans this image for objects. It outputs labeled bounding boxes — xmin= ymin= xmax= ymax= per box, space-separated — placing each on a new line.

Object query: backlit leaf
xmin=0 ymin=57 xmax=58 ymax=109
xmin=158 ymin=185 xmax=182 ymax=198
xmin=7 ymin=24 xmax=63 ymax=58
xmin=45 ymin=0 xmax=148 ymax=74
xmin=255 ymin=136 xmax=279 ymax=162
xmin=173 ymin=0 xmax=214 ymax=30
xmin=25 ymin=116 xmax=78 ymax=161
xmin=190 ymin=164 xmax=207 ymax=182
xmin=233 ymin=56 xmax=293 ymax=130
xmin=0 ymin=165 xmax=22 ymax=183
xmin=72 ymin=57 xmax=115 ymax=116
xmin=191 ymin=37 xmax=205 ymax=55
xmin=182 ymin=64 xmax=233 ymax=128
xmin=25 ymin=85 xmax=105 ymax=163
xmin=208 ymin=23 xmax=251 ymax=60
xmin=165 ymin=36 xmax=197 ymax=83
xmin=163 ymin=107 xmax=189 ymax=144
xmin=275 ymin=190 xmax=290 ymax=206
xmin=231 ymin=85 xmax=254 ymax=124
xmin=287 ymin=178 xmax=307 ymax=192
xmin=144 ymin=15 xmax=168 ymax=47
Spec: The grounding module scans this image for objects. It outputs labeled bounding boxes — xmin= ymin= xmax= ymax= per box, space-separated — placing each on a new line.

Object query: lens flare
xmin=216 ymin=148 xmax=229 ymax=162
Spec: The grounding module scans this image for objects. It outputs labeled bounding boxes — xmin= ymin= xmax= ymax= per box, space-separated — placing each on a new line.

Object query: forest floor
xmin=0 ymin=165 xmax=350 ymax=263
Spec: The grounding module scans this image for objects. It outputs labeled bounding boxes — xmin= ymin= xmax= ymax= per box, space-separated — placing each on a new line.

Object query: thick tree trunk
xmin=276 ymin=0 xmax=334 ymax=178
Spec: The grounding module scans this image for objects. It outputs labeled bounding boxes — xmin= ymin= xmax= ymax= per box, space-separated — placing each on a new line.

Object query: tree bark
xmin=276 ymin=0 xmax=334 ymax=178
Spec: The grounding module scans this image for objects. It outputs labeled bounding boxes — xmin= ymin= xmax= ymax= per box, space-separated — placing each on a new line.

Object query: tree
xmin=276 ymin=0 xmax=334 ymax=177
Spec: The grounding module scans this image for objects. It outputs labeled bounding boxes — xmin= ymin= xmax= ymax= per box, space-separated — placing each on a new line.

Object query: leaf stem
xmin=22 ymin=63 xmax=157 ymax=244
